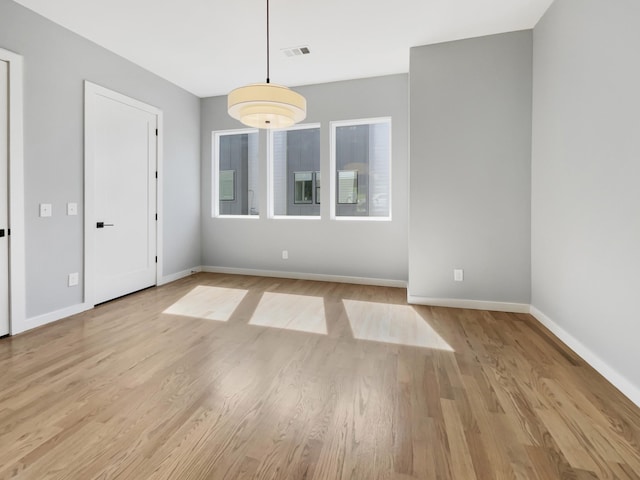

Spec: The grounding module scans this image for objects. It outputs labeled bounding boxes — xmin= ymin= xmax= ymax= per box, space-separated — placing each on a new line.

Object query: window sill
xmin=270 ymin=215 xmax=321 ymax=220
xmin=332 ymin=216 xmax=392 ymax=222
xmin=212 ymin=215 xmax=260 ymax=219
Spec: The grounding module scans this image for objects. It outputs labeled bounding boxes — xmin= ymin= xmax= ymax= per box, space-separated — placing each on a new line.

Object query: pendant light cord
xmin=266 ymin=0 xmax=270 ymax=84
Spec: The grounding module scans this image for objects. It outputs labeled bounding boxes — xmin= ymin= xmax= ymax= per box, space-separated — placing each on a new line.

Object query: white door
xmin=0 ymin=60 xmax=9 ymax=336
xmin=87 ymin=85 xmax=158 ymax=305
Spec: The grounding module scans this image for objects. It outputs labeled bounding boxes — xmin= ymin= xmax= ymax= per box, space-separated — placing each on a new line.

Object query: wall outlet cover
xmin=67 ymin=202 xmax=78 ymax=216
xmin=39 ymin=203 xmax=52 ymax=217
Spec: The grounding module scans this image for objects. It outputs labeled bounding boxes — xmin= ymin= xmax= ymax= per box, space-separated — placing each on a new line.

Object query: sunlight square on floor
xmin=343 ymin=299 xmax=453 ymax=350
xmin=162 ymin=285 xmax=248 ymax=321
xmin=249 ymin=292 xmax=327 ymax=335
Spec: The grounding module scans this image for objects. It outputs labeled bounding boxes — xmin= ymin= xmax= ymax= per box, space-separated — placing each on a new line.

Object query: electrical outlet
xmin=68 ymin=272 xmax=79 ymax=287
xmin=39 ymin=203 xmax=52 ymax=217
xmin=67 ymin=202 xmax=78 ymax=216
xmin=454 ymin=269 xmax=464 ymax=282
xmin=282 ymin=250 xmax=288 ymax=260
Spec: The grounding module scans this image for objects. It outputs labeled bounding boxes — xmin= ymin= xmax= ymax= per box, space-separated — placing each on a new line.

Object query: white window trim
xmin=270 ymin=216 xmax=322 ymax=221
xmin=267 ymin=122 xmax=322 ymax=219
xmin=212 ymin=128 xmax=259 ymax=218
xmin=216 ymin=215 xmax=260 ymax=220
xmin=329 ymin=117 xmax=392 ymax=221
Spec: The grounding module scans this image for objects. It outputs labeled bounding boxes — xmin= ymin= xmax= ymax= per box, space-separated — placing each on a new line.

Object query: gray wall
xmin=532 ymin=1 xmax=640 ymax=390
xmin=201 ymin=75 xmax=408 ymax=281
xmin=0 ymin=0 xmax=201 ymax=317
xmin=408 ymin=31 xmax=532 ymax=304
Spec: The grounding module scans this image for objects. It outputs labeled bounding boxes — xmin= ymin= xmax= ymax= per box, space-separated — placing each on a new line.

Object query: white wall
xmin=0 ymin=0 xmax=201 ymax=318
xmin=409 ymin=31 xmax=533 ymax=309
xmin=532 ymin=0 xmax=640 ymax=403
xmin=201 ymin=75 xmax=408 ymax=283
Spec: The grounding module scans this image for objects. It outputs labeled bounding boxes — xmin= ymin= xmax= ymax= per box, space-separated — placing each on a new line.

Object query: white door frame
xmin=84 ymin=81 xmax=163 ymax=306
xmin=0 ymin=48 xmax=26 ymax=335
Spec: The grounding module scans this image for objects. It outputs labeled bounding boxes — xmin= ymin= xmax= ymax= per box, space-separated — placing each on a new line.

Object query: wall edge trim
xmin=407 ymin=295 xmax=530 ymax=313
xmin=202 ymin=266 xmax=407 ymax=288
xmin=158 ymin=266 xmax=202 ymax=286
xmin=529 ymin=305 xmax=640 ymax=408
xmin=14 ymin=302 xmax=93 ymax=335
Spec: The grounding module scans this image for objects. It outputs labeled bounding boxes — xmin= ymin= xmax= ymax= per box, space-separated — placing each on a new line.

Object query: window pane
xmin=334 ymin=120 xmax=391 ymax=218
xmin=219 ymin=170 xmax=235 ymax=201
xmin=215 ymin=130 xmax=259 ymax=216
xmin=294 ymin=172 xmax=313 ymax=204
xmin=272 ymin=126 xmax=320 ymax=216
xmin=337 ymin=170 xmax=358 ymax=204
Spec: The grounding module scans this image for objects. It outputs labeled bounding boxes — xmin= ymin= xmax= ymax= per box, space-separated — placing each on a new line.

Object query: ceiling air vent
xmin=281 ymin=46 xmax=311 ymax=57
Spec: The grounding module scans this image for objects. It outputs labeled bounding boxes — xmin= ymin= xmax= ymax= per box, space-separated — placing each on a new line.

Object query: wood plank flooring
xmin=1 ymin=273 xmax=639 ymax=479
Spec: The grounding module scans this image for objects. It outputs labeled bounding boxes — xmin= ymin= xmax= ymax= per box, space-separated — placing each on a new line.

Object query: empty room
xmin=0 ymin=0 xmax=639 ymax=478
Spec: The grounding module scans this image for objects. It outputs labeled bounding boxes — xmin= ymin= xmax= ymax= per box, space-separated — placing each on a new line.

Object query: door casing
xmin=84 ymin=81 xmax=163 ymax=306
xmin=0 ymin=48 xmax=26 ymax=335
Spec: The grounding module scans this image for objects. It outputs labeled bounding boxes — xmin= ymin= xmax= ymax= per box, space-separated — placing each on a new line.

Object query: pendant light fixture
xmin=228 ymin=0 xmax=307 ymax=129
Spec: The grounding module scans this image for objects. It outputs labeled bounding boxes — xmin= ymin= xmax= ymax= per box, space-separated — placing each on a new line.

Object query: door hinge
xmin=7 ymin=229 xmax=10 ymax=236
xmin=155 ymin=256 xmax=158 ymax=263
xmin=155 ymin=213 xmax=158 ymax=221
xmin=155 ymin=171 xmax=158 ymax=179
xmin=155 ymin=128 xmax=158 ymax=136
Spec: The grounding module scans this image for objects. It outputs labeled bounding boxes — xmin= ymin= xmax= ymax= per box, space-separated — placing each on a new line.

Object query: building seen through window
xmin=272 ymin=126 xmax=320 ymax=216
xmin=214 ymin=130 xmax=259 ymax=216
xmin=214 ymin=118 xmax=391 ymax=220
xmin=333 ymin=119 xmax=391 ymax=218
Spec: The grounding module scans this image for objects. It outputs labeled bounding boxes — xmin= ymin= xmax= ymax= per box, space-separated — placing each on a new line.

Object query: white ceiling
xmin=13 ymin=0 xmax=554 ymax=98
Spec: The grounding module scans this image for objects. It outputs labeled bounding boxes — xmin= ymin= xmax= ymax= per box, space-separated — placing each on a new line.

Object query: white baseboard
xmin=201 ymin=266 xmax=407 ymax=288
xmin=529 ymin=305 xmax=640 ymax=408
xmin=407 ymin=295 xmax=530 ymax=313
xmin=158 ymin=266 xmax=202 ymax=286
xmin=13 ymin=302 xmax=93 ymax=335
xmin=10 ymin=264 xmax=204 ymax=335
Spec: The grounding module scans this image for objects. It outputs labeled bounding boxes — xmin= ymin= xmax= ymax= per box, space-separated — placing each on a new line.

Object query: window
xmin=212 ymin=129 xmax=259 ymax=217
xmin=271 ymin=124 xmax=321 ymax=217
xmin=331 ymin=118 xmax=391 ymax=219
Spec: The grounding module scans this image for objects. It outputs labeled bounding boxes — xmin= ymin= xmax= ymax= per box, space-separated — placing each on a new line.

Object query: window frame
xmin=212 ymin=128 xmax=260 ymax=219
xmin=329 ymin=117 xmax=392 ymax=221
xmin=268 ymin=122 xmax=322 ymax=220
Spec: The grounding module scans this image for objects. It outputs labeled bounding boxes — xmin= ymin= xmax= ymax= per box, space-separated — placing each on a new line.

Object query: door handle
xmin=96 ymin=222 xmax=115 ymax=228
xmin=0 ymin=229 xmax=4 ymax=237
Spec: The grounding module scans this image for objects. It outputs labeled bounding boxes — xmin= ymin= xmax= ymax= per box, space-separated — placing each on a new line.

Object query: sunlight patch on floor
xmin=250 ymin=292 xmax=327 ymax=335
xmin=163 ymin=285 xmax=248 ymax=321
xmin=343 ymin=300 xmax=453 ymax=350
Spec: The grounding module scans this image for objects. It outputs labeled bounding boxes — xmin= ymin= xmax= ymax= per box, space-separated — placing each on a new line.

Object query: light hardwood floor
xmin=1 ymin=273 xmax=639 ymax=479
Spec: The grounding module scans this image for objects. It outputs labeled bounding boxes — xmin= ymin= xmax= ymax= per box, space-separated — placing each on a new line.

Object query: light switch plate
xmin=39 ymin=203 xmax=52 ymax=217
xmin=68 ymin=272 xmax=79 ymax=287
xmin=67 ymin=202 xmax=78 ymax=216
xmin=454 ymin=269 xmax=464 ymax=282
